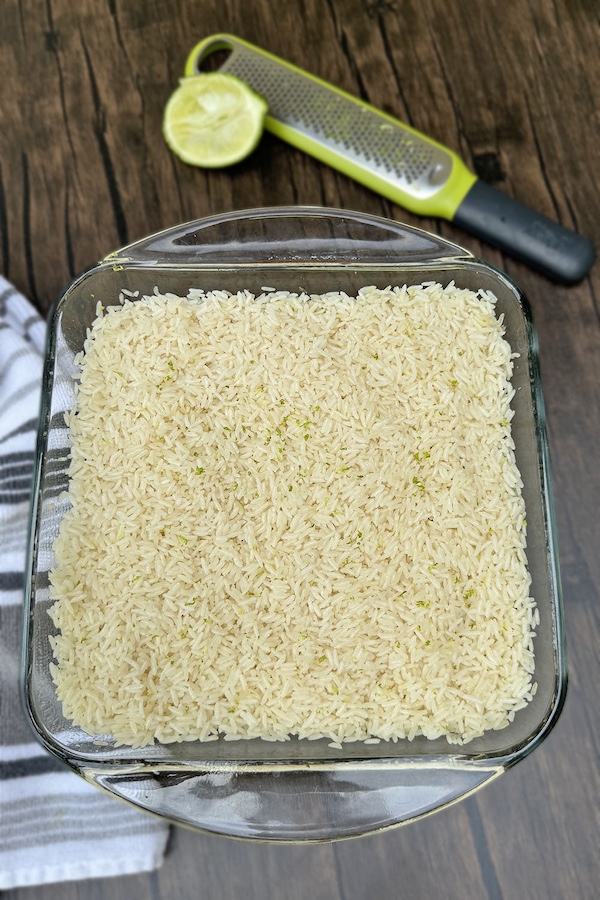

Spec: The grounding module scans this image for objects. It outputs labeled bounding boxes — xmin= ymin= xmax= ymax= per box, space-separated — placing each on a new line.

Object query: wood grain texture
xmin=1 ymin=0 xmax=599 ymax=898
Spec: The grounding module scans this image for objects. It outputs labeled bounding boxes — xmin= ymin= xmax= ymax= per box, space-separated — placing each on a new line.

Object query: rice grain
xmin=49 ymin=283 xmax=536 ymax=748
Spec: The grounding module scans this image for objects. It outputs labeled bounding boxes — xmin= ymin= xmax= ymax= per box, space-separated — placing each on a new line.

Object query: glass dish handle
xmin=89 ymin=762 xmax=501 ymax=841
xmin=107 ymin=206 xmax=473 ymax=266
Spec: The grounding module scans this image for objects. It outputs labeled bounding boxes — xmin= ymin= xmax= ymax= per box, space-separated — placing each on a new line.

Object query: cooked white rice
xmin=49 ymin=283 xmax=538 ymax=748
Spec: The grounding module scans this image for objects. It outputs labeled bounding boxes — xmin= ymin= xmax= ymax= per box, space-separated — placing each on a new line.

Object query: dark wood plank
xmin=154 ymin=833 xmax=342 ymax=900
xmin=1 ymin=0 xmax=599 ymax=898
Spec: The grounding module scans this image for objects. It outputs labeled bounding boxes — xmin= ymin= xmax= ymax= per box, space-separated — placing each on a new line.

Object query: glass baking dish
xmin=22 ymin=207 xmax=566 ymax=841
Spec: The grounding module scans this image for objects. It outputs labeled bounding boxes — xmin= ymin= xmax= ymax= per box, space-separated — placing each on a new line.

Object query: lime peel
xmin=163 ymin=73 xmax=267 ymax=168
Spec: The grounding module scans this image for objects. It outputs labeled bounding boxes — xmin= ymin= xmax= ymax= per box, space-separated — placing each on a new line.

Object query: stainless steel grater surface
xmin=202 ymin=40 xmax=453 ymax=200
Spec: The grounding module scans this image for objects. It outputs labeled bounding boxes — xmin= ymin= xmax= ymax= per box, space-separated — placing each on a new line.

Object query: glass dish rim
xmin=22 ymin=209 xmax=567 ymax=779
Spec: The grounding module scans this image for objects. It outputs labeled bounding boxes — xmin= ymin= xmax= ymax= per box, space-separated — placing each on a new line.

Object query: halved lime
xmin=163 ymin=73 xmax=267 ymax=168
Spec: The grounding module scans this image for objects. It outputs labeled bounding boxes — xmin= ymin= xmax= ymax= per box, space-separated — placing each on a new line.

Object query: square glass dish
xmin=23 ymin=207 xmax=566 ymax=841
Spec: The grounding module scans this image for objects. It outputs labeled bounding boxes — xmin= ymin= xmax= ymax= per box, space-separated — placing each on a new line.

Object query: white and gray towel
xmin=0 ymin=276 xmax=169 ymax=889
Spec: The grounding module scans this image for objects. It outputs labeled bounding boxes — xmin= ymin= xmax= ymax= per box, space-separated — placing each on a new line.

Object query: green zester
xmin=185 ymin=34 xmax=594 ymax=283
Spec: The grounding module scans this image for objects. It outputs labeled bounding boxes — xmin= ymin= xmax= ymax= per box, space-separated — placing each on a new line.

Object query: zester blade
xmin=185 ymin=34 xmax=468 ymax=214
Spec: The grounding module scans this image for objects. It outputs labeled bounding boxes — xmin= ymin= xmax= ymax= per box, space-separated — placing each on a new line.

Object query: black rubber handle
xmin=453 ymin=179 xmax=595 ymax=283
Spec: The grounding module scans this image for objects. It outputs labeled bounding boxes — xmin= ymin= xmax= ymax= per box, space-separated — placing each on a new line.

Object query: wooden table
xmin=2 ymin=1 xmax=599 ymax=898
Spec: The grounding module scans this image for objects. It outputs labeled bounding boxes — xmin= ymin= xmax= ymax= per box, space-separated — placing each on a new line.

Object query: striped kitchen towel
xmin=0 ymin=276 xmax=169 ymax=889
